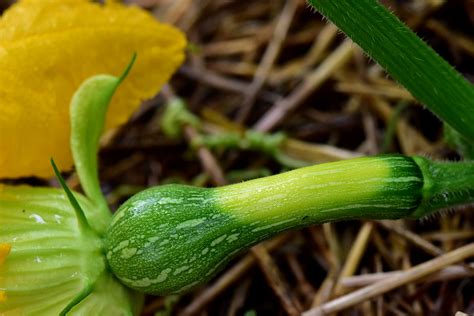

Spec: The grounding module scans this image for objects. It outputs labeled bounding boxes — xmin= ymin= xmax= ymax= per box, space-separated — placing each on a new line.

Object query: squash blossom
xmin=0 ymin=185 xmax=144 ymax=315
xmin=0 ymin=0 xmax=186 ymax=178
xmin=0 ymin=0 xmax=185 ymax=314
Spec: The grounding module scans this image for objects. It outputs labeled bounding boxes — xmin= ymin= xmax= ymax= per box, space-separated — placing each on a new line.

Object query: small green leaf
xmin=70 ymin=53 xmax=136 ymax=234
xmin=160 ymin=97 xmax=201 ymax=138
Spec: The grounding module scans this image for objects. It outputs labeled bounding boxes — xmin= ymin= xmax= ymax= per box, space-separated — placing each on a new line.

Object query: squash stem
xmin=412 ymin=156 xmax=474 ymax=218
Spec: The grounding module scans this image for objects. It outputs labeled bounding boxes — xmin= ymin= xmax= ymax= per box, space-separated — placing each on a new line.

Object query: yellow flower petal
xmin=0 ymin=0 xmax=186 ymax=178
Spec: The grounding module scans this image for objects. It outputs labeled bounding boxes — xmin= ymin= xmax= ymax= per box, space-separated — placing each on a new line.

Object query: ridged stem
xmin=412 ymin=156 xmax=474 ymax=217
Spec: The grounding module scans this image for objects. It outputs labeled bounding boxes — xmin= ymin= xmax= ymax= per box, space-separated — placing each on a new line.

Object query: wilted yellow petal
xmin=0 ymin=0 xmax=186 ymax=178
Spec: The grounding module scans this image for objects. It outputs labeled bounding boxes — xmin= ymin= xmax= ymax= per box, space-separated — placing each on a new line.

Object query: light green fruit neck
xmin=216 ymin=155 xmax=423 ymax=227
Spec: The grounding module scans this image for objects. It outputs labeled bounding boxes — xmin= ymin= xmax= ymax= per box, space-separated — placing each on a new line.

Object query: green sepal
xmin=69 ymin=274 xmax=144 ymax=315
xmin=70 ymin=53 xmax=136 ymax=234
xmin=51 ymin=158 xmax=92 ymax=234
xmin=59 ymin=282 xmax=95 ymax=316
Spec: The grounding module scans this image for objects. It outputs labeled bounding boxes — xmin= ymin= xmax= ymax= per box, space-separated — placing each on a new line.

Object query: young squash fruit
xmin=104 ymin=154 xmax=474 ymax=295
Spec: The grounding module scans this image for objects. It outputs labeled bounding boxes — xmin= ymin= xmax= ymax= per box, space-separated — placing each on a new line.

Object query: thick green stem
xmin=412 ymin=156 xmax=474 ymax=217
xmin=307 ymin=0 xmax=474 ymax=141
